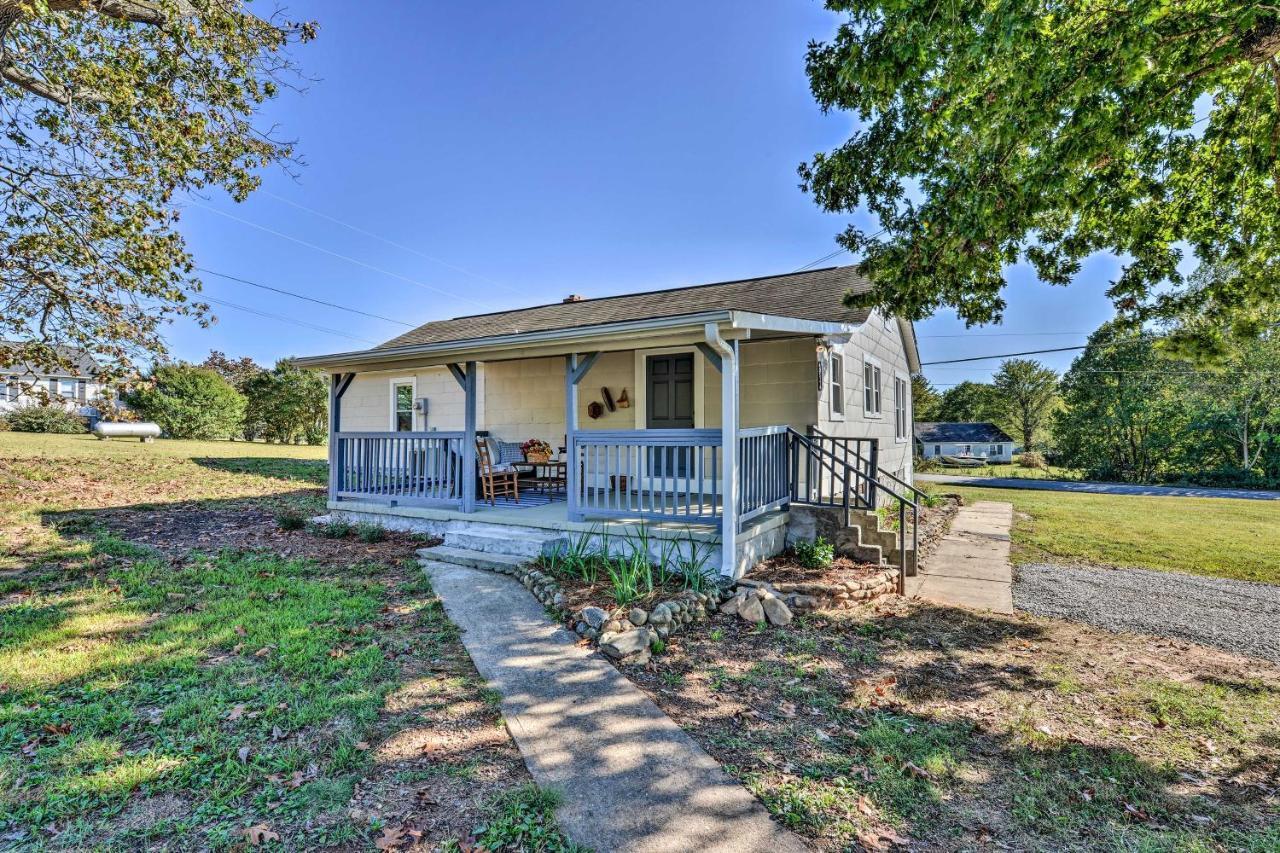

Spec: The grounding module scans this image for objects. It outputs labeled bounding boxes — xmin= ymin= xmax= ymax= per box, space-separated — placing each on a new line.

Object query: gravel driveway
xmin=1015 ymin=562 xmax=1280 ymax=664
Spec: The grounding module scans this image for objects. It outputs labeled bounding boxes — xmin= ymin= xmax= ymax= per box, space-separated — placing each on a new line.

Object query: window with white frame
xmin=894 ymin=376 xmax=908 ymax=440
xmin=57 ymin=379 xmax=76 ymax=399
xmin=391 ymin=380 xmax=415 ymax=431
xmin=863 ymin=360 xmax=882 ymax=416
xmin=990 ymin=444 xmax=1002 ymax=456
xmin=829 ymin=352 xmax=844 ymax=417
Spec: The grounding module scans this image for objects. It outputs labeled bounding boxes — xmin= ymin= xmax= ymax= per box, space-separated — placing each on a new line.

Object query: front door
xmin=646 ymin=354 xmax=694 ymax=476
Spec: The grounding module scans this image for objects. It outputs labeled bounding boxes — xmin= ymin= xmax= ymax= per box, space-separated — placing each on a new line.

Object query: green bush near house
xmin=794 ymin=536 xmax=835 ymax=569
xmin=5 ymin=403 xmax=88 ymax=434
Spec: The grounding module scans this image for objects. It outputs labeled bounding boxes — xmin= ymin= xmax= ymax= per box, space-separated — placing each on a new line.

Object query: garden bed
xmin=737 ymin=553 xmax=899 ymax=615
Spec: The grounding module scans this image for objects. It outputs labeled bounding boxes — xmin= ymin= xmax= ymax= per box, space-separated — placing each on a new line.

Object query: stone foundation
xmin=737 ymin=569 xmax=899 ymax=614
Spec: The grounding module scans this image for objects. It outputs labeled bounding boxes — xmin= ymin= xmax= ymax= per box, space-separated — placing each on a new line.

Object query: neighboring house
xmin=915 ymin=422 xmax=1014 ymax=463
xmin=296 ymin=265 xmax=922 ymax=577
xmin=1 ymin=343 xmax=111 ymax=423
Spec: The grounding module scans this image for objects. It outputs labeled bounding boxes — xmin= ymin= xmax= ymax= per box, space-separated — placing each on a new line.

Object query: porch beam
xmin=568 ymin=351 xmax=600 ymax=386
xmin=446 ymin=363 xmax=466 ymax=389
xmin=566 ymin=354 xmax=581 ymax=521
xmin=461 ymin=361 xmax=477 ymax=513
xmin=694 ymin=342 xmax=722 ymax=373
xmin=328 ymin=373 xmax=355 ymax=504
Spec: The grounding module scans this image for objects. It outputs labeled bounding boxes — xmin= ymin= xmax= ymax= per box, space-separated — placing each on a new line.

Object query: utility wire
xmin=187 ymin=200 xmax=490 ymax=308
xmin=922 ymin=345 xmax=1087 ymax=365
xmin=260 ymin=190 xmax=521 ymax=294
xmin=202 ymin=296 xmax=379 ymax=346
xmin=199 ymin=267 xmax=416 ymax=328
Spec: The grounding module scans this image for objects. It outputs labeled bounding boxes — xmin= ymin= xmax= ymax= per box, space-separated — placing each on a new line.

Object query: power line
xmin=922 ymin=345 xmax=1087 ymax=365
xmin=918 ymin=330 xmax=1091 ymax=339
xmin=187 ymin=200 xmax=490 ymax=308
xmin=794 ymin=246 xmax=849 ymax=272
xmin=260 ymin=190 xmax=521 ymax=294
xmin=199 ymin=267 xmax=415 ymax=328
xmin=202 ymin=296 xmax=379 ymax=345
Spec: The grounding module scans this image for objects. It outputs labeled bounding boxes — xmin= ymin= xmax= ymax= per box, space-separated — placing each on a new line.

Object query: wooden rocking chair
xmin=476 ymin=439 xmax=519 ymax=506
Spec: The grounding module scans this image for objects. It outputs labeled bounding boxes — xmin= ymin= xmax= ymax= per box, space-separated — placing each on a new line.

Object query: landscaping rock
xmin=581 ymin=606 xmax=607 ymax=630
xmin=720 ymin=595 xmax=741 ymax=616
xmin=598 ymin=628 xmax=650 ymax=660
xmin=738 ymin=595 xmax=766 ymax=624
xmin=629 ymin=608 xmax=648 ymax=626
xmin=762 ymin=596 xmax=792 ymax=627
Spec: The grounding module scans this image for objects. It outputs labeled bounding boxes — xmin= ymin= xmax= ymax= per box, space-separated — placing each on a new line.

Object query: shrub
xmin=0 ymin=415 xmax=9 ymax=431
xmin=1018 ymin=451 xmax=1048 ymax=470
xmin=124 ymin=364 xmax=245 ymax=440
xmin=915 ymin=455 xmax=943 ymax=472
xmin=308 ymin=518 xmax=351 ymax=539
xmin=242 ymin=359 xmax=328 ymax=445
xmin=275 ymin=509 xmax=306 ymax=531
xmin=5 ymin=403 xmax=87 ymax=434
xmin=354 ymin=521 xmax=387 ymax=543
xmin=794 ymin=536 xmax=835 ymax=569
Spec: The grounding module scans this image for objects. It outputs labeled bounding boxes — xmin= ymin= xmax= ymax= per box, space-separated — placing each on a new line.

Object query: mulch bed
xmin=746 ymin=554 xmax=886 ymax=586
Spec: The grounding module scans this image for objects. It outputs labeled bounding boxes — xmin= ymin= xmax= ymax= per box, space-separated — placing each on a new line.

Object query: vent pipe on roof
xmin=562 ymin=294 xmax=585 ymax=303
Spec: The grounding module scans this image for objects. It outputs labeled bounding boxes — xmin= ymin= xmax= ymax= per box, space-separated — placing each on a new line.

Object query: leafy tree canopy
xmin=991 ymin=358 xmax=1059 ymax=450
xmin=910 ymin=372 xmax=941 ymax=421
xmin=125 ymin=363 xmax=244 ymax=440
xmin=0 ymin=0 xmax=314 ymax=382
xmin=200 ymin=350 xmax=263 ymax=392
xmin=935 ymin=380 xmax=1000 ymax=424
xmin=802 ymin=1 xmax=1280 ymax=356
xmin=242 ymin=358 xmax=326 ymax=445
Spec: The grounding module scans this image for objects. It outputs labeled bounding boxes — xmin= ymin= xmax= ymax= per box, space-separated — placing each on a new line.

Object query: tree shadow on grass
xmin=192 ymin=455 xmax=328 ymax=486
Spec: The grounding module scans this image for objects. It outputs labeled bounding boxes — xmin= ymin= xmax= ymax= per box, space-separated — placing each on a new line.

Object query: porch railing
xmin=738 ymin=426 xmax=791 ymax=524
xmin=569 ymin=429 xmax=723 ymax=523
xmin=332 ymin=431 xmax=466 ymax=507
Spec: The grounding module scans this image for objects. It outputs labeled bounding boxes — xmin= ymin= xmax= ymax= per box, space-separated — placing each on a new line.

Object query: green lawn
xmin=941 ymin=485 xmax=1280 ymax=584
xmin=930 ymin=462 xmax=1082 ymax=480
xmin=0 ymin=432 xmax=572 ymax=849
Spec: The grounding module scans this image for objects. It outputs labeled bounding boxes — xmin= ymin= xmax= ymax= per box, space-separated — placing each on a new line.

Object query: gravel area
xmin=1015 ymin=562 xmax=1280 ymax=664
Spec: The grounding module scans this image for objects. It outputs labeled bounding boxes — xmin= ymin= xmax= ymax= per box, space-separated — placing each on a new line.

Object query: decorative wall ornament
xmin=616 ymin=388 xmax=630 ymax=408
xmin=587 ymin=400 xmax=604 ymax=419
xmin=601 ymin=386 xmax=616 ymax=412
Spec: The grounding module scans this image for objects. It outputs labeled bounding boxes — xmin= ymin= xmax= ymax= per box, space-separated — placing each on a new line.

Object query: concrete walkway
xmin=905 ymin=500 xmax=1014 ymax=613
xmin=423 ymin=560 xmax=809 ymax=853
xmin=916 ymin=473 xmax=1280 ymax=501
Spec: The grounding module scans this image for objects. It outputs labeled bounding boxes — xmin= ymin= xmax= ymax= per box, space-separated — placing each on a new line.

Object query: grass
xmin=931 ymin=462 xmax=1083 ymax=481
xmin=0 ymin=432 xmax=550 ymax=848
xmin=630 ymin=601 xmax=1280 ymax=851
xmin=939 ymin=484 xmax=1280 ymax=584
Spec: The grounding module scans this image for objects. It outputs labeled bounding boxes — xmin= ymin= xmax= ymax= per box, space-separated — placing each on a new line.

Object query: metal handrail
xmin=786 ymin=429 xmax=917 ymax=588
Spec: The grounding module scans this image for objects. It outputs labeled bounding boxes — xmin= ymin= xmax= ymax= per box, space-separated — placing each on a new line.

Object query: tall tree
xmin=992 ymin=359 xmax=1059 ymax=450
xmin=910 ymin=373 xmax=941 ymax=421
xmin=935 ymin=381 xmax=1000 ymax=423
xmin=0 ymin=1 xmax=315 ymax=384
xmin=801 ymin=2 xmax=1280 ymax=354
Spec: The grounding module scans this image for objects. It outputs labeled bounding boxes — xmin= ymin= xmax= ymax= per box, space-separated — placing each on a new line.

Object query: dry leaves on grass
xmin=241 ymin=824 xmax=279 ymax=846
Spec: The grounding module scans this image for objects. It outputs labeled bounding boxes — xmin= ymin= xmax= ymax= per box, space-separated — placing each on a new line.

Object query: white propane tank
xmin=93 ymin=421 xmax=162 ymax=443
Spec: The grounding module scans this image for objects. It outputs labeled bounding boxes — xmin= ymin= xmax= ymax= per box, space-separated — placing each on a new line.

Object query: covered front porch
xmin=314 ymin=315 xmax=883 ymax=577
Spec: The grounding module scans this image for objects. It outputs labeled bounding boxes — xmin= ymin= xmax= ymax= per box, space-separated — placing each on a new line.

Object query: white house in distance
xmin=1 ymin=343 xmax=110 ymax=423
xmin=295 ymin=265 xmax=923 ymax=578
xmin=914 ymin=422 xmax=1014 ymax=463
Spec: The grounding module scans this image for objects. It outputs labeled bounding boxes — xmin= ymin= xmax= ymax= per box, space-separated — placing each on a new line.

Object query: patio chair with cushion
xmin=476 ymin=439 xmax=520 ymax=505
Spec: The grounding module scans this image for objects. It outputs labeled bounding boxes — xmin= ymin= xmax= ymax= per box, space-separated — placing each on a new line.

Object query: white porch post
xmin=719 ymin=338 xmax=739 ymax=577
xmin=565 ymin=353 xmax=578 ymax=521
xmin=461 ymin=361 xmax=477 ymax=513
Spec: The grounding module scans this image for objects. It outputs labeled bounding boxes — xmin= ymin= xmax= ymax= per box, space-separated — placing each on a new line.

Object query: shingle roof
xmin=914 ymin=422 xmax=1014 ymax=444
xmin=0 ymin=342 xmax=101 ymax=377
xmin=377 ymin=265 xmax=875 ymax=350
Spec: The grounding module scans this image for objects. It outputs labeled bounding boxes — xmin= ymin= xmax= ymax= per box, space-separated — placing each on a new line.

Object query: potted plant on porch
xmin=521 ymin=438 xmax=554 ymax=463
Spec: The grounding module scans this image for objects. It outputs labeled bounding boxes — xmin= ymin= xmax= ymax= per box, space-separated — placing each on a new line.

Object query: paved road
xmin=917 ymin=473 xmax=1280 ymax=501
xmin=1015 ymin=562 xmax=1280 ymax=664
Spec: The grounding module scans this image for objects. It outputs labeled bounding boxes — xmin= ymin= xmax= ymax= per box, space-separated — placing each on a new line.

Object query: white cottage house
xmin=296 ymin=265 xmax=924 ymax=578
xmin=1 ymin=343 xmax=112 ymax=423
xmin=914 ymin=422 xmax=1014 ymax=463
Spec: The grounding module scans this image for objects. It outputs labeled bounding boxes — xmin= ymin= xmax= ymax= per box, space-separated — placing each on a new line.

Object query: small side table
xmin=531 ymin=460 xmax=566 ymax=495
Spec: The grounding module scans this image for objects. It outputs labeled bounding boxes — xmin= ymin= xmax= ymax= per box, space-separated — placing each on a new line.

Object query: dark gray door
xmin=647 ymin=354 xmax=694 ymax=476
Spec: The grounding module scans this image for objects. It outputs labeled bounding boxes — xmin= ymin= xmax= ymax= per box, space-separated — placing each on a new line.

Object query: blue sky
xmin=174 ymin=0 xmax=1121 ymax=391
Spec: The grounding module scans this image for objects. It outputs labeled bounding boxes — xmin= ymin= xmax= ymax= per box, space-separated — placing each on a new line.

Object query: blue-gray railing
xmin=332 ymin=431 xmax=467 ymax=507
xmin=738 ymin=426 xmax=791 ymax=524
xmin=569 ymin=429 xmax=724 ymax=523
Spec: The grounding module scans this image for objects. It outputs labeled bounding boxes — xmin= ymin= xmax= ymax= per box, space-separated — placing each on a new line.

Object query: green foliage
xmin=0 ymin=3 xmax=315 ymax=378
xmin=353 ymin=521 xmax=387 ymax=544
xmin=275 ymin=508 xmax=307 ymax=531
xmin=309 ymin=518 xmax=351 ymax=539
xmin=911 ymin=373 xmax=941 ymax=421
xmin=801 ymin=1 xmax=1280 ymax=351
xmin=992 ymin=359 xmax=1059 ymax=451
xmin=4 ymin=403 xmax=87 ymax=434
xmin=467 ymin=785 xmax=583 ymax=853
xmin=935 ymin=381 xmax=1000 ymax=424
xmin=1018 ymin=451 xmax=1047 ymax=470
xmin=125 ymin=364 xmax=245 ymax=440
xmin=794 ymin=537 xmax=835 ymax=570
xmin=242 ymin=359 xmax=328 ymax=445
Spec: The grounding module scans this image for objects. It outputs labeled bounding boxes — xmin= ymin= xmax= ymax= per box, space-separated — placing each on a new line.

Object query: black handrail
xmin=786 ymin=428 xmax=917 ymax=587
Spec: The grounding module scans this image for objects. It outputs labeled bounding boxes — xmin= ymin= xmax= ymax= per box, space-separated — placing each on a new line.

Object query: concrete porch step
xmin=443 ymin=525 xmax=566 ymax=559
xmin=417 ymin=545 xmax=531 ymax=574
